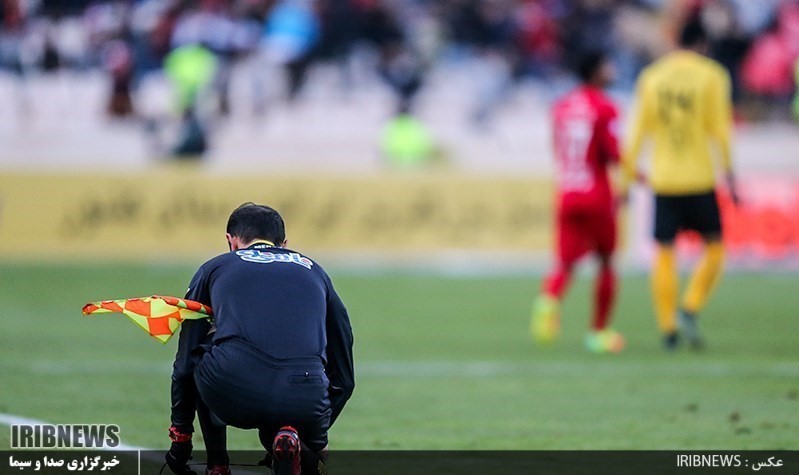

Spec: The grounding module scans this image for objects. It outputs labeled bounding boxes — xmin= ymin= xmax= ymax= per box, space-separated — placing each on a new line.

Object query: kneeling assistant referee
xmin=167 ymin=203 xmax=355 ymax=475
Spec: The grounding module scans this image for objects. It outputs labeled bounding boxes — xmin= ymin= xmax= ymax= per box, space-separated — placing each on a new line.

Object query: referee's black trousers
xmin=195 ymin=337 xmax=332 ymax=452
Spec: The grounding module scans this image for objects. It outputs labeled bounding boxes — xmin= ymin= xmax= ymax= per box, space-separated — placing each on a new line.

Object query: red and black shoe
xmin=272 ymin=426 xmax=301 ymax=475
xmin=205 ymin=466 xmax=230 ymax=475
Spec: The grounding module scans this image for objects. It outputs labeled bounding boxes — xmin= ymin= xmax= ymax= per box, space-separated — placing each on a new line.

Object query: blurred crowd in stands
xmin=1 ymin=0 xmax=798 ymax=156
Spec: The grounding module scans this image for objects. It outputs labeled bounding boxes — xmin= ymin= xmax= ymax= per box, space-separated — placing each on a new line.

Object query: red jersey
xmin=552 ymin=86 xmax=620 ymax=211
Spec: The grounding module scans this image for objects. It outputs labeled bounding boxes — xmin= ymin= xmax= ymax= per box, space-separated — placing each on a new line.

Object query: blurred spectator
xmin=103 ymin=39 xmax=135 ymax=117
xmin=40 ymin=29 xmax=60 ymax=72
xmin=2 ymin=0 xmax=798 ymax=149
xmin=741 ymin=20 xmax=795 ymax=98
xmin=740 ymin=1 xmax=799 ymax=119
xmin=378 ymin=41 xmax=424 ymax=114
xmin=315 ymin=0 xmax=359 ymax=61
xmin=0 ymin=0 xmax=25 ymax=74
xmin=513 ymin=0 xmax=562 ymax=78
xmin=794 ymin=57 xmax=799 ymax=121
xmin=39 ymin=0 xmax=92 ymax=18
xmin=172 ymin=0 xmax=256 ymax=115
xmin=0 ymin=0 xmax=30 ymax=119
xmin=129 ymin=1 xmax=182 ymax=75
xmin=703 ymin=0 xmax=750 ymax=101
xmin=381 ymin=112 xmax=436 ymax=168
xmin=561 ymin=0 xmax=617 ymax=73
xmin=164 ymin=43 xmax=218 ymax=157
xmin=359 ymin=0 xmax=428 ymax=114
xmin=260 ymin=0 xmax=320 ymax=101
xmin=447 ymin=0 xmax=517 ymax=125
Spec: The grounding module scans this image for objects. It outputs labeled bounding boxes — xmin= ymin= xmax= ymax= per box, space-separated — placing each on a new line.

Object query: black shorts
xmin=654 ymin=191 xmax=722 ymax=243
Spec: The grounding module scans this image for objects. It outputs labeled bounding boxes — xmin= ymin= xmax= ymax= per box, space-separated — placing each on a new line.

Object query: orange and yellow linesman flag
xmin=82 ymin=296 xmax=212 ymax=343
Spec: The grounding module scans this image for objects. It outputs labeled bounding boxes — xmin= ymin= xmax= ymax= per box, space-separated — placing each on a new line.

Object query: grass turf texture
xmin=0 ymin=264 xmax=797 ymax=451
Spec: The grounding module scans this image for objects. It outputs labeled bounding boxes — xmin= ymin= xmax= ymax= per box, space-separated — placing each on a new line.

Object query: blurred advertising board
xmin=0 ymin=171 xmax=556 ymax=262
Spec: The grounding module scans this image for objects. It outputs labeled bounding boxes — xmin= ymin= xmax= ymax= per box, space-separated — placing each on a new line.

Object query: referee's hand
xmin=166 ymin=427 xmax=196 ymax=475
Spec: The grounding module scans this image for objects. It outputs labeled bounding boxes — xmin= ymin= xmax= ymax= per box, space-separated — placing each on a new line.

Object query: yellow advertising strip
xmin=0 ymin=171 xmax=555 ymax=261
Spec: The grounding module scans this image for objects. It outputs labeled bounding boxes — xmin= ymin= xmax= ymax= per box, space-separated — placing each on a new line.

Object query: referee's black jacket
xmin=170 ymin=242 xmax=355 ymax=435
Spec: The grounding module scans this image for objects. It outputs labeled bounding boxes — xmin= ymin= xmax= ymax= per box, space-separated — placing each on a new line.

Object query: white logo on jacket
xmin=236 ymin=250 xmax=313 ymax=269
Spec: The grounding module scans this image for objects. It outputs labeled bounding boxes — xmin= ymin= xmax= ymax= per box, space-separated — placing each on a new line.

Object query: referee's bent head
xmin=225 ymin=203 xmax=286 ymax=250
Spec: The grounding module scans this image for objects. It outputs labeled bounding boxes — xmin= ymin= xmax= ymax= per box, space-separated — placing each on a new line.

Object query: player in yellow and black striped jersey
xmin=621 ymin=21 xmax=739 ymax=351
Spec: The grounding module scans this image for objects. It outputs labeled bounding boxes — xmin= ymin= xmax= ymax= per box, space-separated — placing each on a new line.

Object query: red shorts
xmin=556 ymin=205 xmax=616 ymax=264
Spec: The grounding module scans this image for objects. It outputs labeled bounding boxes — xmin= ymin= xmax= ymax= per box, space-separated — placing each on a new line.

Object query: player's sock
xmin=682 ymin=241 xmax=724 ymax=314
xmin=651 ymin=245 xmax=678 ymax=334
xmin=543 ymin=264 xmax=572 ymax=299
xmin=592 ymin=263 xmax=616 ymax=331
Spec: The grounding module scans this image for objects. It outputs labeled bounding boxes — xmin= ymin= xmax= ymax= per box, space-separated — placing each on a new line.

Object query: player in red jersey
xmin=531 ymin=51 xmax=625 ymax=353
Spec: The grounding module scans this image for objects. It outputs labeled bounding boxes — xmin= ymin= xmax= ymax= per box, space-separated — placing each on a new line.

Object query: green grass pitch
xmin=0 ymin=263 xmax=797 ymax=451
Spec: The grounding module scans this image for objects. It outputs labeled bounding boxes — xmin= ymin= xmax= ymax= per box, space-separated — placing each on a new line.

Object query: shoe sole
xmin=273 ymin=428 xmax=301 ymax=475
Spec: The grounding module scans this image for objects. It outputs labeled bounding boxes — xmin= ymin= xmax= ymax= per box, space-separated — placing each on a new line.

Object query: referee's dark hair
xmin=577 ymin=50 xmax=607 ymax=84
xmin=678 ymin=19 xmax=708 ymax=48
xmin=226 ymin=203 xmax=286 ymax=245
